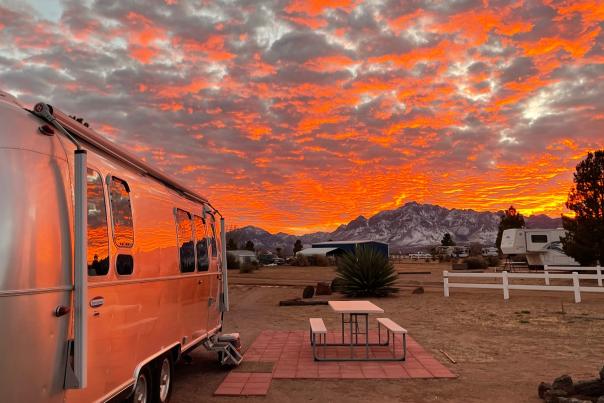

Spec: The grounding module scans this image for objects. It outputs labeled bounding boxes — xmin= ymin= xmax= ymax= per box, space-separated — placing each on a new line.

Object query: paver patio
xmin=214 ymin=330 xmax=456 ymax=396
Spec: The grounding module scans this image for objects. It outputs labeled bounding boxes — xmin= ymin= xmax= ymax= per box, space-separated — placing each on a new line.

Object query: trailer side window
xmin=176 ymin=209 xmax=195 ymax=273
xmin=194 ymin=215 xmax=209 ymax=272
xmin=531 ymin=235 xmax=548 ymax=243
xmin=109 ymin=177 xmax=134 ymax=248
xmin=210 ymin=219 xmax=218 ymax=258
xmin=87 ymin=169 xmax=109 ymax=276
xmin=116 ymin=254 xmax=134 ymax=275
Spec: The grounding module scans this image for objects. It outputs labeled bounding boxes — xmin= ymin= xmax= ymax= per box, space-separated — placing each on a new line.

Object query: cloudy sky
xmin=1 ymin=0 xmax=603 ymax=234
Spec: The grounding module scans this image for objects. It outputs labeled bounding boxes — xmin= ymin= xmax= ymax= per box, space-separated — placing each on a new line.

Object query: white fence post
xmin=597 ymin=265 xmax=602 ymax=287
xmin=544 ymin=267 xmax=550 ymax=286
xmin=502 ymin=271 xmax=510 ymax=300
xmin=572 ymin=271 xmax=581 ymax=303
xmin=443 ymin=271 xmax=450 ymax=297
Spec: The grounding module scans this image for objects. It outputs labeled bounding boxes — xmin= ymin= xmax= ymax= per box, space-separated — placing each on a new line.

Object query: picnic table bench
xmin=377 ymin=318 xmax=407 ymax=360
xmin=309 ymin=318 xmax=327 ymax=359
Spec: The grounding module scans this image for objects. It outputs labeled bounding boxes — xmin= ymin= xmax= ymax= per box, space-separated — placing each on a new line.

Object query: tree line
xmin=225 ymin=237 xmax=305 ymax=256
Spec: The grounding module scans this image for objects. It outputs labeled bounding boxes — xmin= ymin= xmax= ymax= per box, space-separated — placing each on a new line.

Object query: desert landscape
xmin=171 ymin=263 xmax=604 ymax=403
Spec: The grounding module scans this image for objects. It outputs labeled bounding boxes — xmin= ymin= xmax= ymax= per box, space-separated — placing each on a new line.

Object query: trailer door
xmin=206 ymin=214 xmax=222 ymax=331
xmin=193 ymin=215 xmax=209 ymax=339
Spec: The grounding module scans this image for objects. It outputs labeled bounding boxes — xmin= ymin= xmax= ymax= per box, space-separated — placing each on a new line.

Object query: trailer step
xmin=203 ymin=333 xmax=243 ymax=366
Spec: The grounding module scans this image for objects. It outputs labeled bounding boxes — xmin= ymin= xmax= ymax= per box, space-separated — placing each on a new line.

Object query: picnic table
xmin=308 ymin=300 xmax=406 ymax=361
xmin=310 ymin=300 xmax=408 ymax=361
xmin=328 ymin=300 xmax=383 ymax=358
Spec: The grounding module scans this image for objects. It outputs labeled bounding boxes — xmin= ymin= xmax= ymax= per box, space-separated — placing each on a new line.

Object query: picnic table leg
xmin=349 ymin=314 xmax=353 ymax=358
xmin=365 ymin=314 xmax=369 ymax=359
xmin=341 ymin=314 xmax=344 ymax=344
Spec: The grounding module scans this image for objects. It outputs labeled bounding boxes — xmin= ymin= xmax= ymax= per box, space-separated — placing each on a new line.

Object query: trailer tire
xmin=152 ymin=354 xmax=174 ymax=403
xmin=130 ymin=366 xmax=153 ymax=403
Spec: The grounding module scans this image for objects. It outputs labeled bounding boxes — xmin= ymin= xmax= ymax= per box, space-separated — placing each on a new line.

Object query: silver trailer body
xmin=0 ymin=93 xmax=233 ymax=402
xmin=500 ymin=228 xmax=579 ymax=267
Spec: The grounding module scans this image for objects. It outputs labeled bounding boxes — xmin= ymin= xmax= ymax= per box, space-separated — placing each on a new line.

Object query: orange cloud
xmin=2 ymin=0 xmax=604 ymax=235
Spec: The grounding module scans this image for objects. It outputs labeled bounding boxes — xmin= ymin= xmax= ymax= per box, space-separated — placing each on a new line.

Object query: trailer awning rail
xmin=33 ymin=102 xmax=218 ymax=212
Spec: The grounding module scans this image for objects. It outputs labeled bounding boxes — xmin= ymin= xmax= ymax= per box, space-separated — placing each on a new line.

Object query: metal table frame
xmin=310 ymin=302 xmax=406 ymax=362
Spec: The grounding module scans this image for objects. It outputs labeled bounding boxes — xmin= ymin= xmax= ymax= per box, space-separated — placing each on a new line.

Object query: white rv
xmin=434 ymin=246 xmax=454 ymax=257
xmin=500 ymin=228 xmax=579 ymax=268
xmin=0 ymin=91 xmax=241 ymax=403
xmin=453 ymin=246 xmax=470 ymax=258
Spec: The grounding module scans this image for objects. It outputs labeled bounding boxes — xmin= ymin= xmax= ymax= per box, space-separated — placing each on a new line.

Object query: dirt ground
xmin=171 ymin=263 xmax=604 ymax=403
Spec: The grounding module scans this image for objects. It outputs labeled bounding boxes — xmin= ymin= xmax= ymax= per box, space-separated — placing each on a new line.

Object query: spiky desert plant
xmin=335 ymin=246 xmax=398 ymax=297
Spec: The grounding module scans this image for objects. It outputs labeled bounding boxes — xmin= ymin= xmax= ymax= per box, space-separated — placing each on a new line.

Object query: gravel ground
xmin=171 ymin=264 xmax=604 ymax=403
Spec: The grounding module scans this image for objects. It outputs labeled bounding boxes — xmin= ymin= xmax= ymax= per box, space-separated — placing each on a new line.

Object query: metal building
xmin=311 ymin=240 xmax=389 ymax=257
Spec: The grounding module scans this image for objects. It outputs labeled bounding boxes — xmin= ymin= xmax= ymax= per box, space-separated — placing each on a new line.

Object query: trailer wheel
xmin=131 ymin=366 xmax=152 ymax=403
xmin=152 ymin=355 xmax=173 ymax=403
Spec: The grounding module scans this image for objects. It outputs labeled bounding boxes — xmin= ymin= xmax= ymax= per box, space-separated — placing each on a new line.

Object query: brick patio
xmin=214 ymin=330 xmax=456 ymax=397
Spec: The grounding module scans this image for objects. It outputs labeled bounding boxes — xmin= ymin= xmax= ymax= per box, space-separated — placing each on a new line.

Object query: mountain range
xmin=226 ymin=202 xmax=562 ymax=254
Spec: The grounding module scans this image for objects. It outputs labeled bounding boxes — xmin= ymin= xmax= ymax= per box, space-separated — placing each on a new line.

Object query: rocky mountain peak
xmin=227 ymin=202 xmax=562 ymax=254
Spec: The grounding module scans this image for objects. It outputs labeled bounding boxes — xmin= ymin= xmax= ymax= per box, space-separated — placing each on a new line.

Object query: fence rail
xmin=544 ymin=265 xmax=602 ymax=287
xmin=443 ymin=268 xmax=604 ymax=303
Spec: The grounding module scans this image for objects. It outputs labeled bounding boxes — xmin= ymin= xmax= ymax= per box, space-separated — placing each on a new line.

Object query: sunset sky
xmin=1 ymin=0 xmax=603 ymax=234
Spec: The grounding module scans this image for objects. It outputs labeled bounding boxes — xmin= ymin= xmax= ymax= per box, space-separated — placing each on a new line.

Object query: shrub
xmin=335 ymin=246 xmax=399 ymax=297
xmin=463 ymin=256 xmax=488 ymax=270
xmin=310 ymin=254 xmax=330 ymax=266
xmin=239 ymin=262 xmax=258 ymax=273
xmin=302 ymin=286 xmax=315 ymax=298
xmin=292 ymin=254 xmax=309 ymax=266
xmin=330 ymin=277 xmax=345 ymax=292
xmin=485 ymin=256 xmax=501 ymax=267
xmin=226 ymin=253 xmax=240 ymax=270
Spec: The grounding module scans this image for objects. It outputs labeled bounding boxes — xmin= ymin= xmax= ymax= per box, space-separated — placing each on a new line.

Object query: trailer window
xmin=210 ymin=220 xmax=218 ymax=258
xmin=109 ymin=177 xmax=134 ymax=248
xmin=176 ymin=209 xmax=195 ymax=273
xmin=87 ymin=169 xmax=109 ymax=276
xmin=116 ymin=254 xmax=134 ymax=275
xmin=531 ymin=235 xmax=548 ymax=243
xmin=194 ymin=215 xmax=209 ymax=272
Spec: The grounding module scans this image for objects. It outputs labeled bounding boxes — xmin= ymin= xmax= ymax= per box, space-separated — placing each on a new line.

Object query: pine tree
xmin=293 ymin=239 xmax=303 ymax=255
xmin=496 ymin=206 xmax=525 ymax=251
xmin=561 ymin=150 xmax=604 ymax=265
xmin=244 ymin=240 xmax=255 ymax=251
xmin=441 ymin=233 xmax=455 ymax=246
xmin=226 ymin=238 xmax=237 ymax=250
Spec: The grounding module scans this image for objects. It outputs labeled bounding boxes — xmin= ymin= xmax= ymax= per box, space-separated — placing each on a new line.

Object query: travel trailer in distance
xmin=500 ymin=228 xmax=579 ymax=268
xmin=481 ymin=247 xmax=499 ymax=257
xmin=434 ymin=245 xmax=454 ymax=257
xmin=0 ymin=91 xmax=241 ymax=403
xmin=453 ymin=246 xmax=470 ymax=258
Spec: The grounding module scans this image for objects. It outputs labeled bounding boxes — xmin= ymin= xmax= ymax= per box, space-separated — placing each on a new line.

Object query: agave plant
xmin=335 ymin=246 xmax=398 ymax=297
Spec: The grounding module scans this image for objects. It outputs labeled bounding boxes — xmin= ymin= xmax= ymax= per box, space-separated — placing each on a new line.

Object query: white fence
xmin=443 ymin=268 xmax=604 ymax=303
xmin=544 ymin=265 xmax=603 ymax=287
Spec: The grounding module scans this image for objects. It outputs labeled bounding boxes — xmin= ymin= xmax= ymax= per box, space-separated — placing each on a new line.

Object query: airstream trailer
xmin=500 ymin=228 xmax=579 ymax=268
xmin=0 ymin=91 xmax=241 ymax=403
